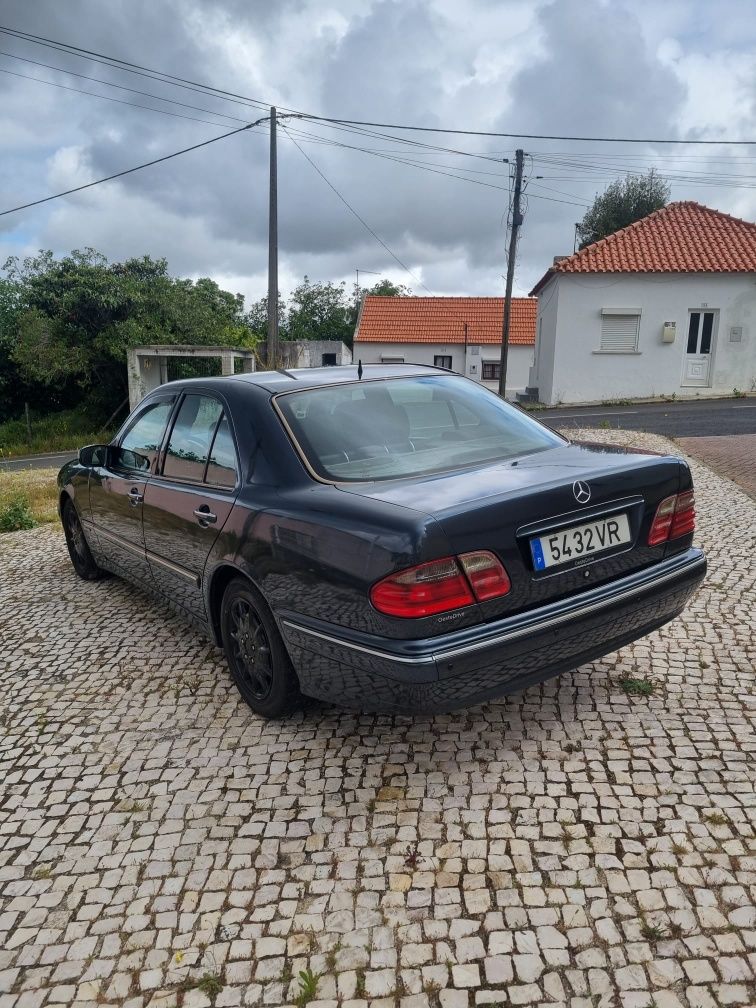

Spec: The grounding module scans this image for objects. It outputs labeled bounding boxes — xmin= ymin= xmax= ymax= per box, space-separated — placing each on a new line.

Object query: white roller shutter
xmin=600 ymin=313 xmax=640 ymax=351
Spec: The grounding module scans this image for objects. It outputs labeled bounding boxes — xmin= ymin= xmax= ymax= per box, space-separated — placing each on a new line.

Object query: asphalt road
xmin=535 ymin=397 xmax=756 ymax=438
xmin=0 ymin=450 xmax=76 ymax=474
xmin=1 ymin=398 xmax=754 ymax=473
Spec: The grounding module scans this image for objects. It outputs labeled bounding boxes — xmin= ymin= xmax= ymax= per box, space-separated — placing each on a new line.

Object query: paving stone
xmin=1 ymin=431 xmax=754 ymax=1008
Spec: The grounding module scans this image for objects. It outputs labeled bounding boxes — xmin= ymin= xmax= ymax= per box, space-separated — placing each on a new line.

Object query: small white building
xmin=353 ymin=296 xmax=536 ymax=395
xmin=528 ymin=201 xmax=756 ymax=405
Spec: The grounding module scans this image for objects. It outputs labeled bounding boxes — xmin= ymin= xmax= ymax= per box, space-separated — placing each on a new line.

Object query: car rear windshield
xmin=274 ymin=374 xmax=565 ymax=482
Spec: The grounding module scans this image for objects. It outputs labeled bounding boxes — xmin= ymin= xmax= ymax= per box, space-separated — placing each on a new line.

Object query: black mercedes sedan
xmin=58 ymin=365 xmax=706 ymax=718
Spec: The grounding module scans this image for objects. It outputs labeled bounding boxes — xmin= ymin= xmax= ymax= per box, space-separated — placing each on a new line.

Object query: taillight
xmin=370 ymin=551 xmax=510 ymax=618
xmin=648 ymin=490 xmax=695 ymax=546
xmin=458 ymin=550 xmax=512 ymax=601
xmin=671 ymin=490 xmax=695 ymax=538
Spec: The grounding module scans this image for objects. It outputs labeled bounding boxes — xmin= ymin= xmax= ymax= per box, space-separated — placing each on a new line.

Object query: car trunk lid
xmin=339 ymin=440 xmax=685 ymax=624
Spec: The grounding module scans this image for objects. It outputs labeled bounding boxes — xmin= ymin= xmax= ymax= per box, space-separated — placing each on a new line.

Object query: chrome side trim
xmin=283 ymin=553 xmax=704 ymax=667
xmin=146 ymin=549 xmax=200 ymax=586
xmin=281 ymin=622 xmax=435 ymax=665
xmin=95 ymin=525 xmax=199 ymax=586
xmin=95 ymin=525 xmax=145 ymax=559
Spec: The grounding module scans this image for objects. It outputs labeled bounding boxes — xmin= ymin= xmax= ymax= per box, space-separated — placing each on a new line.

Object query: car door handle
xmin=128 ymin=487 xmax=144 ymax=505
xmin=193 ymin=506 xmax=217 ymax=526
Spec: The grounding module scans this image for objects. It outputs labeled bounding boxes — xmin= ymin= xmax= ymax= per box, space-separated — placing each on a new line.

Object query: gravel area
xmin=0 ymin=430 xmax=754 ymax=1008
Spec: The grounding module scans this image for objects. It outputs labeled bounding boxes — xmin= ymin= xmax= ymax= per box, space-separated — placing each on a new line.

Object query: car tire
xmin=62 ymin=499 xmax=107 ymax=581
xmin=220 ymin=577 xmax=302 ymax=718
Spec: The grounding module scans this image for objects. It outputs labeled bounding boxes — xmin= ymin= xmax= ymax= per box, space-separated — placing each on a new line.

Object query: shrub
xmin=0 ymin=492 xmax=36 ymax=533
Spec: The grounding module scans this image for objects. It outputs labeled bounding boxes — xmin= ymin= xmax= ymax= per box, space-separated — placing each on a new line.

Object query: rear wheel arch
xmin=207 ymin=563 xmax=268 ymax=645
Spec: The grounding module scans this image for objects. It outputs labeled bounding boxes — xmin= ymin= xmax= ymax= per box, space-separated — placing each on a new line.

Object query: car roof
xmin=156 ymin=363 xmax=451 ymax=395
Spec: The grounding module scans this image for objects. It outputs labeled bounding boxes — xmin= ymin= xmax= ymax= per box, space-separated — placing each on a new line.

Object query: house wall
xmin=531 ymin=273 xmax=756 ymax=405
xmin=355 ymin=341 xmax=534 ymax=395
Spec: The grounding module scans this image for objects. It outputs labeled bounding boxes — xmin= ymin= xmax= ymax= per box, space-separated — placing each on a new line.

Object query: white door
xmin=682 ymin=310 xmax=716 ymax=386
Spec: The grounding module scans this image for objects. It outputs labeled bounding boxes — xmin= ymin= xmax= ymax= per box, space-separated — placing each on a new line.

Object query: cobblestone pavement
xmin=1 ymin=431 xmax=754 ymax=1008
xmin=675 ymin=434 xmax=756 ymax=501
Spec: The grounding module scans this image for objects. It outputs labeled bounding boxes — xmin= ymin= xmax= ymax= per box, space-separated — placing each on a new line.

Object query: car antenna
xmin=357 ymin=359 xmax=363 ymax=380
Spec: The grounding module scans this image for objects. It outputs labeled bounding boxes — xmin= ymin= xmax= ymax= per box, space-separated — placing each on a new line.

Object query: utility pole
xmin=498 ymin=148 xmax=524 ymax=399
xmin=267 ymin=107 xmax=278 ymax=368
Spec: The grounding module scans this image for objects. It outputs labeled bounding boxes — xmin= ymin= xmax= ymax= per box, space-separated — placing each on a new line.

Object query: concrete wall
xmin=530 ymin=272 xmax=756 ymax=405
xmin=355 ymin=341 xmax=534 ymax=395
xmin=278 ymin=340 xmax=352 ymax=368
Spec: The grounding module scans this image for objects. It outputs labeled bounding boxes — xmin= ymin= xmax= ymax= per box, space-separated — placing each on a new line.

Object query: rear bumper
xmin=280 ymin=548 xmax=706 ymax=714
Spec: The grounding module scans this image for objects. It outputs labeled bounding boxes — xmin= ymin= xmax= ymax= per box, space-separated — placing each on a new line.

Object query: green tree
xmin=6 ymin=249 xmax=257 ymax=419
xmin=286 ymin=276 xmax=352 ymax=344
xmin=0 ymin=276 xmax=24 ymax=422
xmin=576 ymin=169 xmax=670 ymax=250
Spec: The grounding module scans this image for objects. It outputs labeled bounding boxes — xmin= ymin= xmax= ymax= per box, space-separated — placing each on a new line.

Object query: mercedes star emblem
xmin=573 ymin=480 xmax=591 ymax=503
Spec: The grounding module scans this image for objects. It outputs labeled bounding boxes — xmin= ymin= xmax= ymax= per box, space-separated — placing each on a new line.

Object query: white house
xmin=528 ymin=201 xmax=756 ymax=405
xmin=353 ymin=296 xmax=536 ymax=395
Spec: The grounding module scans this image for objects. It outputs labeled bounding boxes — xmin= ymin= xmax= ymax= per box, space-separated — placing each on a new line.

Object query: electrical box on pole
xmin=498 ymin=148 xmax=524 ymax=399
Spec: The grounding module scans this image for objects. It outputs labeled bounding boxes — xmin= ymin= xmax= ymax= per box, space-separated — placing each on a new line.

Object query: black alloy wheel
xmin=220 ymin=578 xmax=301 ymax=718
xmin=62 ymin=499 xmax=106 ymax=581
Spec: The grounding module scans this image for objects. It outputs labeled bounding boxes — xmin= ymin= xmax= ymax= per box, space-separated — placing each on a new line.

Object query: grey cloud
xmin=1 ymin=0 xmax=755 ymax=303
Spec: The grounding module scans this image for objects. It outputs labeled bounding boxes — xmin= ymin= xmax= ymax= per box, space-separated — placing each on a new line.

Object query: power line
xmin=6 ymin=24 xmax=756 ymax=147
xmin=0 ymin=25 xmax=271 ymax=112
xmin=0 ymin=48 xmax=248 ymax=122
xmin=0 ymin=118 xmax=268 ymax=217
xmin=280 ymin=123 xmax=434 ymax=295
xmin=0 ymin=66 xmax=247 ymax=127
xmin=302 ymin=114 xmax=756 ymax=146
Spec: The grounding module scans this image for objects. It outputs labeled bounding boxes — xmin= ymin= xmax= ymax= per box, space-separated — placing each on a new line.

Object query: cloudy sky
xmin=1 ymin=0 xmax=756 ymax=305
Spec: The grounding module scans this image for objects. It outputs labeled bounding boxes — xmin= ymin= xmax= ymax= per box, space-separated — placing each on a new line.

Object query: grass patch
xmin=0 ymin=407 xmax=114 ymax=459
xmin=619 ymin=677 xmax=655 ymax=697
xmin=0 ymin=469 xmax=59 ymax=530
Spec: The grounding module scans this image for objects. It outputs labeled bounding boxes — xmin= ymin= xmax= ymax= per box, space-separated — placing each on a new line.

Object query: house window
xmin=599 ymin=311 xmax=641 ymax=352
xmin=434 ymin=355 xmax=452 ymax=370
xmin=381 ymin=356 xmax=404 ymax=363
xmin=481 ymin=361 xmax=500 ymax=380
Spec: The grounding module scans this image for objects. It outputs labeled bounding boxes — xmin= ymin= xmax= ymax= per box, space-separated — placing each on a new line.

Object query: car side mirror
xmin=78 ymin=444 xmax=109 ymax=467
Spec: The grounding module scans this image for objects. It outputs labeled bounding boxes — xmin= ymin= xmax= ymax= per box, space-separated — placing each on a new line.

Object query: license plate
xmin=530 ymin=513 xmax=631 ymax=571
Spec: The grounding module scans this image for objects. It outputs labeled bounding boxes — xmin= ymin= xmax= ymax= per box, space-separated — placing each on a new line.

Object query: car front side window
xmin=117 ymin=401 xmax=174 ymax=472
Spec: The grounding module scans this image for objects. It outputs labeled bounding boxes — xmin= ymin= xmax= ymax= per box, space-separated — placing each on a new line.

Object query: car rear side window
xmin=163 ymin=395 xmax=223 ymax=482
xmin=275 ymin=375 xmax=565 ymax=482
xmin=205 ymin=415 xmax=238 ymax=488
xmin=118 ymin=401 xmax=174 ymax=471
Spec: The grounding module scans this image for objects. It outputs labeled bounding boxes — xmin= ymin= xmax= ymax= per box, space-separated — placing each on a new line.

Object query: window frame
xmin=481 ymin=360 xmax=501 ymax=381
xmin=433 ymin=354 xmax=453 ymax=370
xmin=153 ymin=391 xmax=241 ymax=491
xmin=113 ymin=395 xmax=178 ymax=474
xmin=271 ymin=373 xmax=567 ymax=486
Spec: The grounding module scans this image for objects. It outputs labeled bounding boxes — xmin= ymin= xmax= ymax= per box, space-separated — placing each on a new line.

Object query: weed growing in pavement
xmin=404 ymin=842 xmax=422 ymax=869
xmin=639 ymin=918 xmax=666 ymax=942
xmin=703 ymin=811 xmax=729 ymax=826
xmin=31 ymin=864 xmax=52 ymax=880
xmin=295 ymin=968 xmax=319 ymax=1007
xmin=619 ymin=677 xmax=655 ymax=696
xmin=196 ymin=972 xmax=224 ymax=999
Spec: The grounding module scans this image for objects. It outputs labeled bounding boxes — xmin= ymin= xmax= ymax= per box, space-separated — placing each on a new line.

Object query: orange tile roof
xmin=531 ymin=201 xmax=756 ymax=295
xmin=354 ymin=296 xmax=537 ymax=345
